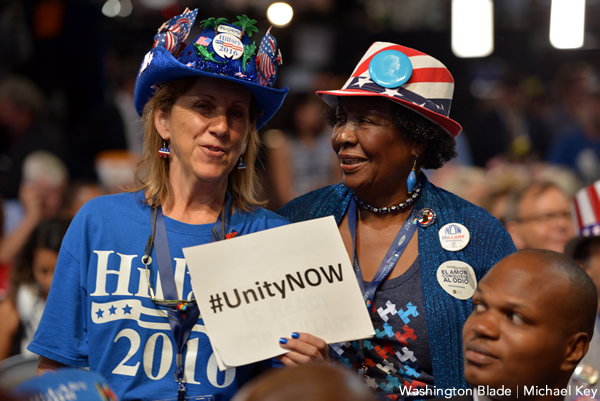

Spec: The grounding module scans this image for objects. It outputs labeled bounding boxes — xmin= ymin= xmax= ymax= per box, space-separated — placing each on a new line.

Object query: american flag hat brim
xmin=316 ymin=42 xmax=462 ymax=138
xmin=565 ymin=180 xmax=600 ymax=258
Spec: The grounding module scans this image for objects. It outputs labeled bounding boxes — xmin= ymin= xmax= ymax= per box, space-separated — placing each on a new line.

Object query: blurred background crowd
xmin=0 ymin=0 xmax=598 ymax=368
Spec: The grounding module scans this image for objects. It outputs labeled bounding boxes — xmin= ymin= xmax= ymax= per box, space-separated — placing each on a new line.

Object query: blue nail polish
xmin=279 ymin=338 xmax=287 ymax=344
xmin=291 ymin=332 xmax=300 ymax=339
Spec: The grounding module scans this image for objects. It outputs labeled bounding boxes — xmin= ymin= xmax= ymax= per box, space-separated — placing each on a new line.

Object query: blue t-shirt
xmin=28 ymin=191 xmax=289 ymax=401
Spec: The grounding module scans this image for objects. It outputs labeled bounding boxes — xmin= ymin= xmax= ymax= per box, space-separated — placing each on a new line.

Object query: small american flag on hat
xmin=196 ymin=36 xmax=212 ymax=47
xmin=152 ymin=8 xmax=198 ymax=54
xmin=256 ymin=27 xmax=279 ymax=87
xmin=166 ymin=8 xmax=197 ymax=44
xmin=153 ymin=31 xmax=176 ymax=53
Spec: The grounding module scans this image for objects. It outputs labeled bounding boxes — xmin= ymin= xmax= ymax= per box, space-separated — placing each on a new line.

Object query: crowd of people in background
xmin=0 ymin=23 xmax=599 ymax=362
xmin=1 ymin=1 xmax=600 ymax=400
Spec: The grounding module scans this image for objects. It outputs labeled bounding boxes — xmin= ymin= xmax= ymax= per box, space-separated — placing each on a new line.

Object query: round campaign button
xmin=436 ymin=260 xmax=477 ymax=300
xmin=212 ymin=33 xmax=244 ymax=60
xmin=438 ymin=223 xmax=470 ymax=251
xmin=368 ymin=50 xmax=413 ymax=88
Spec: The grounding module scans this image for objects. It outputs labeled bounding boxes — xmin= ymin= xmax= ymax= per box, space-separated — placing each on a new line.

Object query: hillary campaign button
xmin=369 ymin=50 xmax=413 ymax=88
xmin=438 ymin=223 xmax=470 ymax=251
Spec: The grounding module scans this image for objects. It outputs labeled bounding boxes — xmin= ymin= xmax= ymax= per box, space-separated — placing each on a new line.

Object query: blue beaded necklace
xmin=352 ymin=182 xmax=422 ymax=214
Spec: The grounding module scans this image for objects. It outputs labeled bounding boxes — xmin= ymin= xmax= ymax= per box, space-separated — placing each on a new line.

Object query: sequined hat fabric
xmin=317 ymin=42 xmax=462 ymax=137
xmin=134 ymin=9 xmax=288 ymax=130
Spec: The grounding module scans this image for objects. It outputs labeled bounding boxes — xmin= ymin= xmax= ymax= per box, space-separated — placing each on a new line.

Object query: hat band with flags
xmin=134 ymin=10 xmax=288 ymax=130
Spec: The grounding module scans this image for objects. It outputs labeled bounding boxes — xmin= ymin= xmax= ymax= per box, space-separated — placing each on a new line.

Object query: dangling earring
xmin=237 ymin=156 xmax=247 ymax=171
xmin=407 ymin=156 xmax=417 ymax=193
xmin=158 ymin=141 xmax=170 ymax=158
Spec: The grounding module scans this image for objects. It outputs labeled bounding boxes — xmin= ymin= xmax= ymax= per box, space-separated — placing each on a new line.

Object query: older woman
xmin=278 ymin=43 xmax=516 ymax=397
xmin=27 ymin=10 xmax=327 ymax=401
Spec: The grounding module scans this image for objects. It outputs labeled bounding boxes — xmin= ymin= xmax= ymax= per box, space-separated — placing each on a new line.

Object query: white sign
xmin=183 ymin=216 xmax=374 ymax=370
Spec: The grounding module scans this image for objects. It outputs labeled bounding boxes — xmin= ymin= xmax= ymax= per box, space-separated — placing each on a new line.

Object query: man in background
xmin=504 ymin=182 xmax=574 ymax=253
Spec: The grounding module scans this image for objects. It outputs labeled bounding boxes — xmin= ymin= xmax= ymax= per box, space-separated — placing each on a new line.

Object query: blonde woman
xmin=28 ymin=10 xmax=327 ymax=401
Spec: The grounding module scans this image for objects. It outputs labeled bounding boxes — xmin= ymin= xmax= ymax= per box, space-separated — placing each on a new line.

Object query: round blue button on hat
xmin=369 ymin=50 xmax=413 ymax=88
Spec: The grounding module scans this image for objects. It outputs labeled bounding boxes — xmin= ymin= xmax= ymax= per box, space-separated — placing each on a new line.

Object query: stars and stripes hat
xmin=565 ymin=180 xmax=600 ymax=259
xmin=316 ymin=42 xmax=462 ymax=137
xmin=134 ymin=10 xmax=287 ymax=130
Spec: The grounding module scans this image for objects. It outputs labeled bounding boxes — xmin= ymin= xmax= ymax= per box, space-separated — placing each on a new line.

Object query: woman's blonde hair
xmin=128 ymin=77 xmax=265 ymax=211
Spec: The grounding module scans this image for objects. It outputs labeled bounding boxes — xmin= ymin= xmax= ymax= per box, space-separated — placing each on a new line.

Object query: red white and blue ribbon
xmin=256 ymin=27 xmax=282 ymax=87
xmin=153 ymin=8 xmax=198 ymax=54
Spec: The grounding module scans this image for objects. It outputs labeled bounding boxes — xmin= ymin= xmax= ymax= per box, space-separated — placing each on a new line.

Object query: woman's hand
xmin=276 ymin=332 xmax=329 ymax=367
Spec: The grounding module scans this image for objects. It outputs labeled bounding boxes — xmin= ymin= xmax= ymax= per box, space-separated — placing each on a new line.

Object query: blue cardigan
xmin=277 ymin=176 xmax=516 ymax=390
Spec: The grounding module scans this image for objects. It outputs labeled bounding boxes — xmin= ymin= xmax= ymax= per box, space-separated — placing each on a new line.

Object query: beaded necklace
xmin=352 ymin=182 xmax=422 ymax=214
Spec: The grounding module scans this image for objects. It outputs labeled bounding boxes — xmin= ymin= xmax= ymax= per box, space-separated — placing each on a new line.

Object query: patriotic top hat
xmin=565 ymin=180 xmax=600 ymax=259
xmin=317 ymin=42 xmax=462 ymax=137
xmin=134 ymin=9 xmax=288 ymax=130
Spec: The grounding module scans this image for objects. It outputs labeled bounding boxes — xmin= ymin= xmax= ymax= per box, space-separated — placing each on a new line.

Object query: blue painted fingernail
xmin=291 ymin=332 xmax=300 ymax=339
xmin=279 ymin=338 xmax=288 ymax=344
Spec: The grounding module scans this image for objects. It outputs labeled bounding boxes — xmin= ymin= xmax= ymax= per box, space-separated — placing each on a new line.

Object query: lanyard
xmin=347 ymin=197 xmax=419 ymax=312
xmin=149 ymin=194 xmax=232 ymax=400
xmin=348 ymin=196 xmax=419 ymax=376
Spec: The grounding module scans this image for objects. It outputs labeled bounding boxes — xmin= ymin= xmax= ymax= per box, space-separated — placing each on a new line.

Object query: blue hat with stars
xmin=134 ymin=10 xmax=288 ymax=130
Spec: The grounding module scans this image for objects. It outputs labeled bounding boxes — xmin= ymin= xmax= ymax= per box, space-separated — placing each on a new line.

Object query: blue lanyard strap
xmin=348 ymin=196 xmax=420 ymax=373
xmin=210 ymin=193 xmax=232 ymax=242
xmin=347 ymin=197 xmax=420 ymax=312
xmin=152 ymin=193 xmax=232 ymax=399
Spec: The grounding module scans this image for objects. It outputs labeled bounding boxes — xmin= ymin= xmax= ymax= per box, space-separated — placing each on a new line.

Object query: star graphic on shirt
xmin=365 ymin=377 xmax=378 ymax=389
xmin=123 ymin=304 xmax=132 ymax=314
xmin=382 ymin=322 xmax=395 ymax=338
xmin=96 ymin=309 xmax=104 ymax=319
xmin=109 ymin=305 xmax=117 ymax=315
xmin=403 ymin=364 xmax=421 ymax=378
